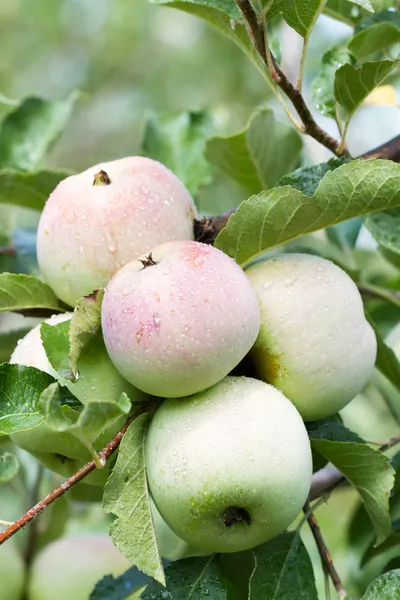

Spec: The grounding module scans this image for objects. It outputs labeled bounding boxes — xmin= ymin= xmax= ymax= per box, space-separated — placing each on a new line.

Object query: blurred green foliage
xmin=0 ymin=0 xmax=270 ymax=170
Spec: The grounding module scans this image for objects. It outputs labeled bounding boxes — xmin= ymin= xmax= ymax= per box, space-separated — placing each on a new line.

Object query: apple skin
xmin=145 ymin=376 xmax=313 ymax=553
xmin=245 ymin=253 xmax=377 ymax=421
xmin=150 ymin=498 xmax=207 ymax=561
xmin=27 ymin=535 xmax=132 ymax=600
xmin=0 ymin=541 xmax=25 ymax=600
xmin=102 ymin=240 xmax=260 ymax=398
xmin=37 ymin=156 xmax=197 ymax=306
xmin=10 ymin=313 xmax=145 ymax=485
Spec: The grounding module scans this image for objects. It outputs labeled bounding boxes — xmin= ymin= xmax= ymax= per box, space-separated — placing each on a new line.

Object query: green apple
xmin=150 ymin=499 xmax=207 ymax=560
xmin=10 ymin=313 xmax=145 ymax=485
xmin=145 ymin=376 xmax=312 ymax=553
xmin=102 ymin=240 xmax=260 ymax=397
xmin=246 ymin=253 xmax=377 ymax=421
xmin=0 ymin=540 xmax=25 ymax=600
xmin=27 ymin=535 xmax=133 ymax=600
xmin=37 ymin=156 xmax=197 ymax=306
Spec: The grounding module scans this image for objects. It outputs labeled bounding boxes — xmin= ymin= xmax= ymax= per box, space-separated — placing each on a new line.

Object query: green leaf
xmin=258 ymin=0 xmax=294 ymax=20
xmin=41 ymin=320 xmax=72 ymax=379
xmin=0 ymin=451 xmax=19 ymax=482
xmin=0 ymin=273 xmax=66 ymax=315
xmin=150 ymin=0 xmax=264 ymax=78
xmin=103 ymin=414 xmax=165 ymax=586
xmin=0 ymin=93 xmax=78 ymax=171
xmin=324 ymin=0 xmax=369 ymax=26
xmin=0 ymin=364 xmax=53 ymax=435
xmin=277 ymin=157 xmax=349 ymax=197
xmin=367 ymin=313 xmax=400 ymax=393
xmin=40 ymin=383 xmax=131 ymax=446
xmin=41 ymin=318 xmax=144 ymax=405
xmin=0 ymin=169 xmax=70 ymax=211
xmin=141 ymin=556 xmax=227 ymax=599
xmin=141 ymin=111 xmax=214 ymax=197
xmin=392 ymin=450 xmax=400 ymax=494
xmin=355 ymin=7 xmax=400 ymax=32
xmin=362 ymin=569 xmax=400 ymax=599
xmin=90 ymin=567 xmax=149 ymax=600
xmin=334 ymin=60 xmax=399 ymax=117
xmin=362 ymin=521 xmax=400 ymax=564
xmin=365 ymin=209 xmax=400 ymax=259
xmin=282 ymin=0 xmax=327 ymax=38
xmin=68 ymin=290 xmax=104 ymax=378
xmin=312 ymin=45 xmax=352 ymax=118
xmin=307 ymin=417 xmax=364 ymax=443
xmin=249 ymin=531 xmax=318 ymax=599
xmin=309 ymin=433 xmax=394 ymax=544
xmin=219 ymin=551 xmax=255 ymax=598
xmin=199 ymin=108 xmax=302 ymax=212
xmin=349 ymin=22 xmax=400 ymax=59
xmin=215 ymin=159 xmax=400 ymax=265
xmin=326 ymin=218 xmax=363 ymax=250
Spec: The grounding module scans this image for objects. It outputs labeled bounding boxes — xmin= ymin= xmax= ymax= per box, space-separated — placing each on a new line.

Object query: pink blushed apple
xmin=101 ymin=240 xmax=260 ymax=397
xmin=37 ymin=156 xmax=197 ymax=306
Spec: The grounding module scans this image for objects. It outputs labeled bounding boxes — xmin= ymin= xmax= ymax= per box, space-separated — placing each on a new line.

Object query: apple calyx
xmin=93 ymin=170 xmax=111 ymax=186
xmin=222 ymin=506 xmax=251 ymax=528
xmin=138 ymin=253 xmax=158 ymax=269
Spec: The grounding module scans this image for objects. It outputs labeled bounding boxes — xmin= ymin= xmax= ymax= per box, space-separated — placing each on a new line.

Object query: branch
xmin=0 ymin=246 xmax=16 ymax=256
xmin=362 ymin=134 xmax=400 ymax=162
xmin=195 ymin=130 xmax=400 ymax=247
xmin=0 ymin=402 xmax=156 ymax=546
xmin=234 ymin=0 xmax=343 ymax=156
xmin=304 ymin=501 xmax=348 ymax=599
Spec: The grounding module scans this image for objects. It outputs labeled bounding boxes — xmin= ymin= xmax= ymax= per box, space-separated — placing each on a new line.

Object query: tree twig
xmin=362 ymin=134 xmax=400 ymax=162
xmin=0 ymin=246 xmax=16 ymax=256
xmin=234 ymin=0 xmax=344 ymax=156
xmin=0 ymin=402 xmax=156 ymax=546
xmin=304 ymin=501 xmax=348 ymax=599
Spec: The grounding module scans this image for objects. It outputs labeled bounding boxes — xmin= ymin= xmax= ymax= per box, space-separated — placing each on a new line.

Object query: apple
xmin=246 ymin=253 xmax=377 ymax=421
xmin=150 ymin=499 xmax=207 ymax=561
xmin=37 ymin=156 xmax=198 ymax=306
xmin=102 ymin=240 xmax=260 ymax=398
xmin=0 ymin=540 xmax=25 ymax=600
xmin=27 ymin=535 xmax=134 ymax=600
xmin=10 ymin=313 xmax=145 ymax=485
xmin=145 ymin=376 xmax=313 ymax=553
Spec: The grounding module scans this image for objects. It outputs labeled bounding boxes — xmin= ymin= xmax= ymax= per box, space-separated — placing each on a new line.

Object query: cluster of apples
xmin=11 ymin=156 xmax=377 ymax=556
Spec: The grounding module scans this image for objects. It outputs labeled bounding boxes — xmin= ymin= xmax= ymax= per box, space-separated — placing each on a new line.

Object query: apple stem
xmin=222 ymin=506 xmax=251 ymax=528
xmin=138 ymin=253 xmax=157 ymax=269
xmin=93 ymin=170 xmax=111 ymax=186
